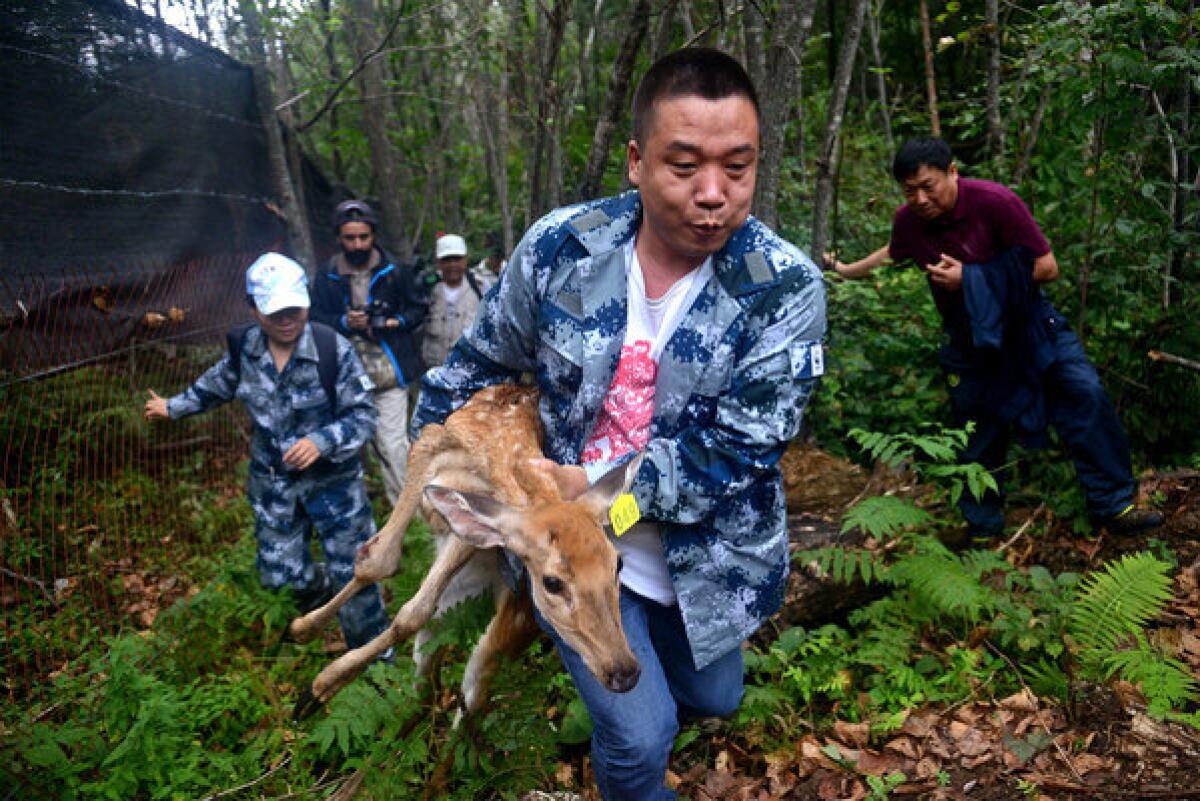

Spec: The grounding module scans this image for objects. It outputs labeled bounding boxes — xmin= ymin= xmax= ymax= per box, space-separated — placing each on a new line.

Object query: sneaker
xmin=1097 ymin=505 xmax=1165 ymax=536
xmin=293 ymin=564 xmax=334 ymax=614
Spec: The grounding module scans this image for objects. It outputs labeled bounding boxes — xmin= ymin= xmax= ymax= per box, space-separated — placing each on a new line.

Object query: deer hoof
xmin=292 ymin=686 xmax=323 ymax=722
xmin=288 ymin=616 xmax=317 ymax=643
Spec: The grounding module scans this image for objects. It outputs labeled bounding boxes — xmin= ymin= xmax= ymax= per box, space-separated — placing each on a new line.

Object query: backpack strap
xmin=465 ymin=269 xmax=483 ymax=299
xmin=226 ymin=321 xmax=340 ymax=414
xmin=309 ymin=321 xmax=340 ymax=415
xmin=226 ymin=323 xmax=254 ymax=382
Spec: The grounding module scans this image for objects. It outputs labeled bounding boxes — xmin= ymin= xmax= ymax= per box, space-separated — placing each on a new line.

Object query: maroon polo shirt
xmin=889 ymin=177 xmax=1052 ymax=341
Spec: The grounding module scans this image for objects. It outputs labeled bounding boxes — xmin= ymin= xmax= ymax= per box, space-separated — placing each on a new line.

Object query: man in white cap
xmin=419 ymin=233 xmax=489 ymax=371
xmin=144 ymin=253 xmax=391 ymax=651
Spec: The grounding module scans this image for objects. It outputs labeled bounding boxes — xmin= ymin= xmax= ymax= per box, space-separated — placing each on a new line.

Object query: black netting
xmin=0 ymin=0 xmax=340 ymax=376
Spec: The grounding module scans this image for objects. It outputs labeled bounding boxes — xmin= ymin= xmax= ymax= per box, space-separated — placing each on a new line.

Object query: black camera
xmin=362 ymin=299 xmax=392 ymax=331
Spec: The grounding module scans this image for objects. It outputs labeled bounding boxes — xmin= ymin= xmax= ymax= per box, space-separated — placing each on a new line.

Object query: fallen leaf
xmin=902 ymin=713 xmax=938 ymax=739
xmin=141 ymin=311 xmax=167 ymax=328
xmin=834 ymin=720 xmax=871 ymax=748
xmin=948 ymin=721 xmax=990 ymax=756
xmin=998 ymin=689 xmax=1039 ymax=712
xmin=1071 ymin=753 xmax=1111 ymax=775
xmin=883 ymin=735 xmax=918 ymax=760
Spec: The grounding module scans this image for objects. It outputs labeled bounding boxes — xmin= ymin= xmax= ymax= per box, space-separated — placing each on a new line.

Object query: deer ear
xmin=577 ymin=454 xmax=643 ymax=520
xmin=423 ymin=486 xmax=512 ymax=550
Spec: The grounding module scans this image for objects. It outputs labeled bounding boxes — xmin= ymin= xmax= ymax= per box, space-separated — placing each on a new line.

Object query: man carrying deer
xmin=409 ymin=48 xmax=827 ymax=800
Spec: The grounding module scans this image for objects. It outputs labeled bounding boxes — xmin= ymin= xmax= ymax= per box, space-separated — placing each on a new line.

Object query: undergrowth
xmin=2 ymin=377 xmax=1195 ymax=798
xmin=737 ymin=425 xmax=1199 ymax=757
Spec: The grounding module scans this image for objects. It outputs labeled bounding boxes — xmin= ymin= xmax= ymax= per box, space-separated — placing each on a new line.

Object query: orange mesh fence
xmin=0 ymin=252 xmax=261 ymax=710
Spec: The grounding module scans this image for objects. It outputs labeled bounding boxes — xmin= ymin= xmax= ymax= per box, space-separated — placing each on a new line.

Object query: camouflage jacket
xmin=168 ymin=324 xmax=379 ymax=495
xmin=411 ymin=192 xmax=827 ymax=669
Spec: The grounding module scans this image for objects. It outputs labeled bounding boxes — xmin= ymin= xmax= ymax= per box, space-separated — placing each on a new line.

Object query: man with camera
xmin=311 ymin=199 xmax=427 ymax=502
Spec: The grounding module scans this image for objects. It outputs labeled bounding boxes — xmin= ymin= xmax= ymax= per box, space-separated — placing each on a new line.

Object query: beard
xmin=343 ymin=247 xmax=371 ymax=266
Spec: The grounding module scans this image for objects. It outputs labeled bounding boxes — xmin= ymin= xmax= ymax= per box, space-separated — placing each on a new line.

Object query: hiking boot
xmin=293 ymin=564 xmax=334 ymax=614
xmin=1096 ymin=505 xmax=1165 ymax=536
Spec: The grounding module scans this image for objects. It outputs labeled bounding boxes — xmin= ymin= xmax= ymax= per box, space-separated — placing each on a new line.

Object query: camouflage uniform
xmin=413 ymin=191 xmax=827 ymax=670
xmin=167 ymin=324 xmax=389 ymax=649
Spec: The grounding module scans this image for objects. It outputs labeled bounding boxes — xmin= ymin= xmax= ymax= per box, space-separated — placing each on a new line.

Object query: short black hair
xmin=892 ymin=137 xmax=954 ymax=182
xmin=631 ymin=47 xmax=760 ymax=145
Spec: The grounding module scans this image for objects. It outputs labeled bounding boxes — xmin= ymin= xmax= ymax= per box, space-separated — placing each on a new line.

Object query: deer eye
xmin=542 ymin=575 xmax=565 ymax=595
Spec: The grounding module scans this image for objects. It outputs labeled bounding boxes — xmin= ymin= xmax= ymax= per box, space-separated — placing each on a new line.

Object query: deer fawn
xmin=289 ymin=384 xmax=641 ymax=712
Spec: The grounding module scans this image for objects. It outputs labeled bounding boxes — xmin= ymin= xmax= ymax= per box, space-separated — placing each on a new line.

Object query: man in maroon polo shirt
xmin=829 ymin=137 xmax=1162 ymax=542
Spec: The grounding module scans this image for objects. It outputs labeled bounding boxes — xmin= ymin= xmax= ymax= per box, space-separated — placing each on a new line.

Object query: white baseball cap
xmin=435 ymin=234 xmax=468 ymax=260
xmin=246 ymin=253 xmax=310 ymax=315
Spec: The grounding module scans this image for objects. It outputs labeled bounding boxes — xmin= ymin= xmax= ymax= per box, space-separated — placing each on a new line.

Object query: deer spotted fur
xmin=289 ymin=384 xmax=641 ymax=710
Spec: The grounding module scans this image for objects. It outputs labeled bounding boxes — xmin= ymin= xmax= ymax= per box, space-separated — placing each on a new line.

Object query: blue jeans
xmin=536 ymin=586 xmax=745 ymax=801
xmin=950 ymin=323 xmax=1134 ymax=538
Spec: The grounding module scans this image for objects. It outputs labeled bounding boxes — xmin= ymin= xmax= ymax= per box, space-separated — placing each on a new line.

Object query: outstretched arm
xmin=824 ymin=245 xmax=891 ymax=279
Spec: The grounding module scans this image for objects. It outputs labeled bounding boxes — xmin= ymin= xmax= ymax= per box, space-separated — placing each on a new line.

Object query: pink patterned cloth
xmin=581 ymin=340 xmax=657 ymax=464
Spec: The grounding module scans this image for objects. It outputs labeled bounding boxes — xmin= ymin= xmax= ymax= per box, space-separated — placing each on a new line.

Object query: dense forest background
xmin=145 ymin=0 xmax=1200 ymax=464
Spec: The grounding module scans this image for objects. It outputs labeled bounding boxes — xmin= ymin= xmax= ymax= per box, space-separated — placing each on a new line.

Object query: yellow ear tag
xmin=609 ymin=493 xmax=641 ymax=537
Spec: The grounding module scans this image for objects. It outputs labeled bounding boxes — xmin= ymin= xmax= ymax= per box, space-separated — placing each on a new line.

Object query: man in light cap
xmin=144 ymin=253 xmax=391 ymax=651
xmin=311 ymin=200 xmax=427 ymax=503
xmin=419 ymin=233 xmax=489 ymax=371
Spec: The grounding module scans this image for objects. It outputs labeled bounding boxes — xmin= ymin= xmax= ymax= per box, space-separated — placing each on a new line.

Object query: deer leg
xmin=289 ymin=425 xmax=446 ymax=642
xmin=461 ymin=586 xmax=540 ymax=714
xmin=310 ymin=533 xmax=478 ymax=704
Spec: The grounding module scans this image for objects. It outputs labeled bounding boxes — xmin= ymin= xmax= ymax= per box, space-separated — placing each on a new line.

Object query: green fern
xmin=796 ymin=545 xmax=888 ymax=585
xmin=1070 ymin=552 xmax=1197 ymax=717
xmin=841 ymin=496 xmax=932 ymax=541
xmin=886 ymin=539 xmax=997 ymax=621
xmin=1104 ymin=639 xmax=1199 ymax=716
xmin=1069 ymin=552 xmax=1174 ymax=657
xmin=1023 ymin=658 xmax=1071 ymax=702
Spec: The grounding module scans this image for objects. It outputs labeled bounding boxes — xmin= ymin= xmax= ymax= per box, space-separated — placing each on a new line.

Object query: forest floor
xmin=523 ymin=453 xmax=1200 ymax=801
xmin=665 ymin=455 xmax=1200 ymax=801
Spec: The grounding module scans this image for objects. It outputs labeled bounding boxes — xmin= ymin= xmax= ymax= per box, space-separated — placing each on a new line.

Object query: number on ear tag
xmin=609 ymin=493 xmax=641 ymax=536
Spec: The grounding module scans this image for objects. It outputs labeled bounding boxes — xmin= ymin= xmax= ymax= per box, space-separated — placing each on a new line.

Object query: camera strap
xmin=226 ymin=322 xmax=340 ymax=414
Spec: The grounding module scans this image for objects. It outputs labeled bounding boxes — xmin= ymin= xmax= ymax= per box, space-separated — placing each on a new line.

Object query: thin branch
xmin=984 ymin=642 xmax=1089 ymax=787
xmin=0 ymin=565 xmax=56 ymax=605
xmin=295 ymin=0 xmax=456 ymax=133
xmin=199 ymin=754 xmax=293 ymax=801
xmin=998 ymin=503 xmax=1046 ymax=554
xmin=1149 ymin=349 xmax=1200 ymax=373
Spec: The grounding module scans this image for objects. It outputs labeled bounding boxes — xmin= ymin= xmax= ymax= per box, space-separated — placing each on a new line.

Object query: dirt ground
xmin=660 ymin=452 xmax=1200 ymax=800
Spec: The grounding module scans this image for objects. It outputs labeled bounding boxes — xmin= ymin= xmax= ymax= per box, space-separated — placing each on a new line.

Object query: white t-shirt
xmin=579 ymin=239 xmax=713 ymax=605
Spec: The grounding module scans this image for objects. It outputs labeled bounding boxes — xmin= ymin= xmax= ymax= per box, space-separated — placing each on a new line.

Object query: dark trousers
xmin=950 ymin=324 xmax=1134 ymax=537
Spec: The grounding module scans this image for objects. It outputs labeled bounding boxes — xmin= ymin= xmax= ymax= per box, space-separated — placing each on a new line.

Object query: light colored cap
xmin=245 ymin=252 xmax=310 ymax=315
xmin=435 ymin=234 xmax=468 ymax=260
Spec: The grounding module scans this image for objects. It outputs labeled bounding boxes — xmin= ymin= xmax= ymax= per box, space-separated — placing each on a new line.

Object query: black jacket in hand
xmin=310 ymin=246 xmax=428 ymax=387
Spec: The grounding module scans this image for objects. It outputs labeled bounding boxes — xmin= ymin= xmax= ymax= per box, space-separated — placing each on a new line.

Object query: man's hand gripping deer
xmin=288 ymin=384 xmax=641 ymax=711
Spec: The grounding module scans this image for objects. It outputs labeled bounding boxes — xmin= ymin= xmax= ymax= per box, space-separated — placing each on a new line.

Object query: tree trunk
xmin=1013 ymin=82 xmax=1050 ymax=186
xmin=649 ymin=0 xmax=680 ymax=60
xmin=527 ymin=0 xmax=571 ymax=222
xmin=918 ymin=0 xmax=940 ymax=136
xmin=866 ymin=0 xmax=893 ymax=153
xmin=578 ymin=0 xmax=651 ymax=202
xmin=985 ymin=0 xmax=1003 ymax=161
xmin=752 ymin=0 xmax=818 ymax=230
xmin=269 ymin=37 xmax=316 ymax=263
xmin=240 ymin=0 xmax=316 ymax=270
xmin=317 ymin=0 xmax=347 ymax=185
xmin=1167 ymin=0 xmax=1194 ymax=310
xmin=346 ymin=0 xmax=411 ymax=260
xmin=472 ymin=59 xmax=511 ymax=256
xmin=811 ymin=0 xmax=868 ymax=259
xmin=742 ymin=1 xmax=767 ymax=99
